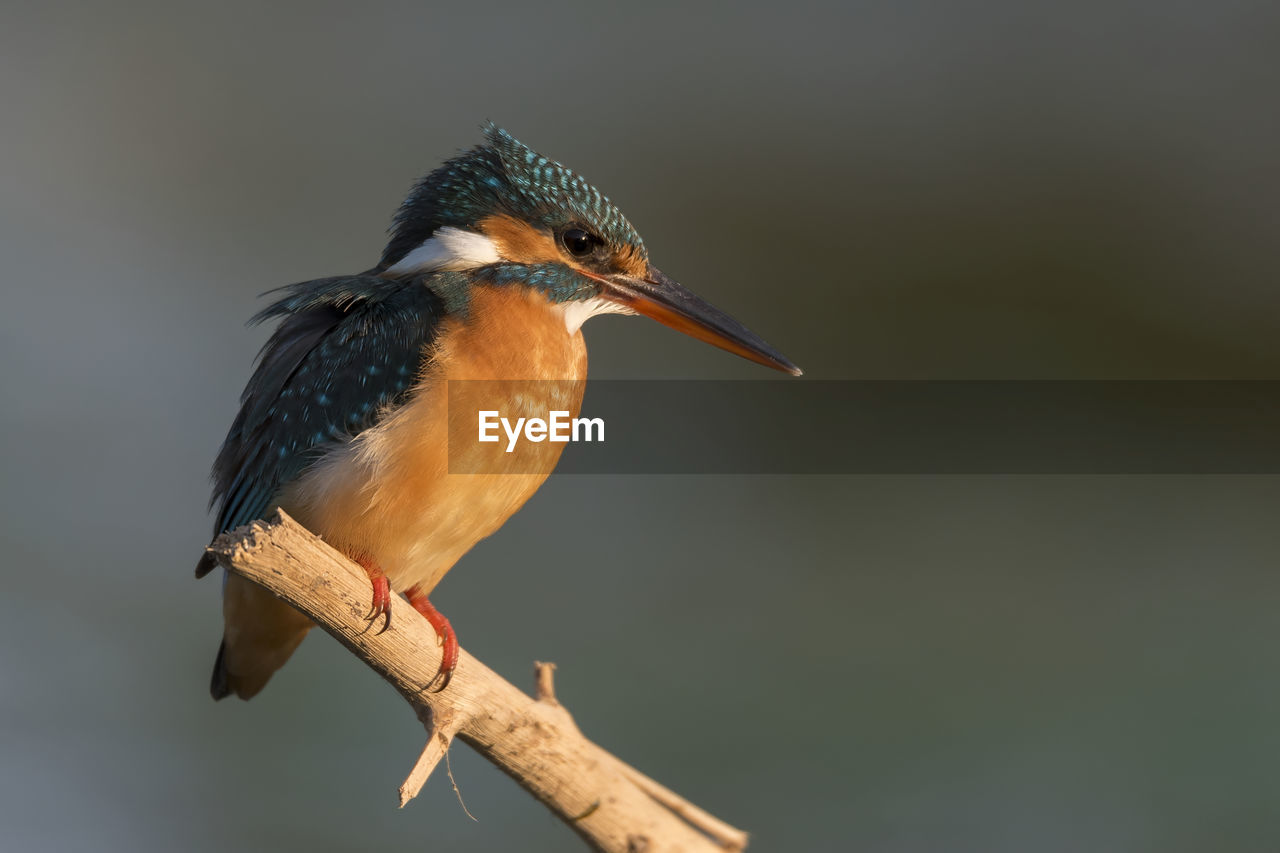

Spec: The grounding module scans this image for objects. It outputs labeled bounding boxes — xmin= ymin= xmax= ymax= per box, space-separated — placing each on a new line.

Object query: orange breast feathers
xmin=281 ymin=284 xmax=589 ymax=595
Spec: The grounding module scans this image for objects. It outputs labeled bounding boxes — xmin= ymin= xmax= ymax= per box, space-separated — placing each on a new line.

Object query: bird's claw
xmin=424 ymin=663 xmax=454 ymax=693
xmin=364 ymin=573 xmax=393 ymax=634
xmin=423 ymin=617 xmax=457 ymax=692
xmin=406 ymin=588 xmax=459 ymax=692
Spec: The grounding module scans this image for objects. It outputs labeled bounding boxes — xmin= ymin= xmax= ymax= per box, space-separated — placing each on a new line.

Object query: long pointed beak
xmin=601 ymin=266 xmax=803 ymax=376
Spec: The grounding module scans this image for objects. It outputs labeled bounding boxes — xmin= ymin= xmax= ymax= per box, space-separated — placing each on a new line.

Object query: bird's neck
xmin=430 ymin=284 xmax=589 ymax=383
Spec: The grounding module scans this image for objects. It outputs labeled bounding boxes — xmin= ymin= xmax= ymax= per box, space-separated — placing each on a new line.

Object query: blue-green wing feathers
xmin=210 ymin=275 xmax=445 ymax=535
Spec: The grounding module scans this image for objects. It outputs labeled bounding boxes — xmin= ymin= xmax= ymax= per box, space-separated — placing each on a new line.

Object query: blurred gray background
xmin=2 ymin=0 xmax=1279 ymax=850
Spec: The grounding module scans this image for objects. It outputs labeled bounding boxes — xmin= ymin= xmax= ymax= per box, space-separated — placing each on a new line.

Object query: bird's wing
xmin=210 ymin=274 xmax=446 ymax=534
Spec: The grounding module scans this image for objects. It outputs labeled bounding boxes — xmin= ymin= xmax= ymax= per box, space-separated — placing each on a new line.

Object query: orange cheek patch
xmin=613 ymin=244 xmax=649 ymax=277
xmin=478 ymin=214 xmax=562 ymax=264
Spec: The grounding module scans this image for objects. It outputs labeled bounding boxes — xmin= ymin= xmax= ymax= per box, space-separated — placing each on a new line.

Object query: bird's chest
xmin=285 ymin=286 xmax=588 ymax=590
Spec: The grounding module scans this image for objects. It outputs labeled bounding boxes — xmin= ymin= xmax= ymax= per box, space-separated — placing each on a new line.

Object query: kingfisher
xmin=197 ymin=124 xmax=801 ymax=701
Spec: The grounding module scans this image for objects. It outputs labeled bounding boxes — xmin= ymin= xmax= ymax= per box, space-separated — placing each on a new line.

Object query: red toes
xmin=354 ymin=555 xmax=393 ymax=635
xmin=344 ymin=563 xmax=457 ymax=689
xmin=406 ymin=587 xmax=459 ymax=692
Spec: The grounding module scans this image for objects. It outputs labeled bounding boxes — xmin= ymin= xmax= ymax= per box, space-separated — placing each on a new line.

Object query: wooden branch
xmin=204 ymin=511 xmax=748 ymax=853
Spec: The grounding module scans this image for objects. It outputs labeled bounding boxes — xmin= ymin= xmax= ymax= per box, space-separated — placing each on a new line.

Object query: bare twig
xmin=534 ymin=660 xmax=560 ymax=705
xmin=204 ymin=511 xmax=748 ymax=852
xmin=398 ymin=709 xmax=462 ymax=808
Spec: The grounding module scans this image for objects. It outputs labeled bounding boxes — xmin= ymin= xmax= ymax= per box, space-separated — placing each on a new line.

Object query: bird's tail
xmin=211 ymin=572 xmax=313 ymax=700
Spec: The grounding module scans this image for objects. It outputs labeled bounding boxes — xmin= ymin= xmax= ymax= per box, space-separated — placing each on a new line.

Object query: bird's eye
xmin=561 ymin=227 xmax=602 ymax=258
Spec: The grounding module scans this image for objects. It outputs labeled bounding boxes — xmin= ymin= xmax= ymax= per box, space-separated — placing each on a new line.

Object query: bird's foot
xmin=406 ymin=586 xmax=458 ymax=692
xmin=355 ymin=556 xmax=393 ymax=635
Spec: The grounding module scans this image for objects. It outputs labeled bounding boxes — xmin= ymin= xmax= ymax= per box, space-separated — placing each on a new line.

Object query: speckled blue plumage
xmin=481 ymin=261 xmax=602 ymax=304
xmin=380 ymin=124 xmax=646 ymax=271
xmin=210 ymin=275 xmax=445 ymax=534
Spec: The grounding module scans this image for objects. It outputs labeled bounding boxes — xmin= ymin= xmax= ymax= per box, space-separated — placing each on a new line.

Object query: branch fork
xmin=205 ymin=511 xmax=748 ymax=852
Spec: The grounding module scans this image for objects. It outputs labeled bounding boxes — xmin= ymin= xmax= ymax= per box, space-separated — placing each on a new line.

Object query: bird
xmin=197 ymin=124 xmax=801 ymax=701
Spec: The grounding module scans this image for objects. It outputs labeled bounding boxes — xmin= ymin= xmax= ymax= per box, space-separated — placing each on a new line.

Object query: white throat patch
xmin=385 ymin=226 xmax=501 ymax=274
xmin=560 ymin=296 xmax=637 ymax=334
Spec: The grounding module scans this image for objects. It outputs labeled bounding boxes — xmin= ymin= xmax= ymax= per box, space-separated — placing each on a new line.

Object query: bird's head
xmin=378 ymin=124 xmax=800 ymax=375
